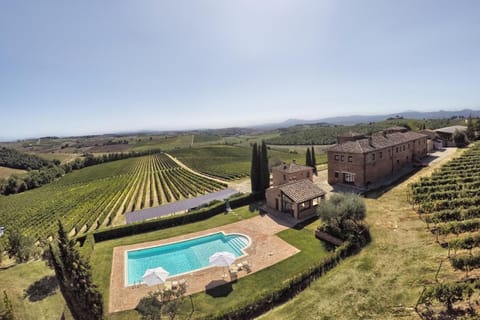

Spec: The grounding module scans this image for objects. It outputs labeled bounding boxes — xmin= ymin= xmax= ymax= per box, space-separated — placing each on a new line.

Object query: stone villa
xmin=327 ymin=127 xmax=428 ymax=189
xmin=265 ymin=162 xmax=326 ymax=220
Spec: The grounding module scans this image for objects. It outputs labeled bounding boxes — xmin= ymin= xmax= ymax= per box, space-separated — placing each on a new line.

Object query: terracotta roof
xmin=279 ymin=179 xmax=326 ymax=203
xmin=435 ymin=125 xmax=467 ymax=134
xmin=328 ymin=131 xmax=427 ymax=154
xmin=272 ymin=162 xmax=311 ymax=173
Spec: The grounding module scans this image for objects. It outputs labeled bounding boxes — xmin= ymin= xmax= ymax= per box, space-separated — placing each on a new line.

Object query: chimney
xmin=368 ymin=136 xmax=373 ymax=146
xmin=292 ymin=159 xmax=296 ymax=164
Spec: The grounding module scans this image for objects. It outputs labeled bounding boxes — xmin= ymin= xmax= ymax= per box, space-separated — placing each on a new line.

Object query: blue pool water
xmin=126 ymin=232 xmax=250 ymax=285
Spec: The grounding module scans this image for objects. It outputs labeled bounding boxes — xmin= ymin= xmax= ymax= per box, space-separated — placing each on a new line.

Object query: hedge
xmin=78 ymin=193 xmax=257 ymax=243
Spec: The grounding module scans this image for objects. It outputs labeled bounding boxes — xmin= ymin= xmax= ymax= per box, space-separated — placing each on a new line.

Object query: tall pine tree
xmin=260 ymin=141 xmax=269 ymax=192
xmin=50 ymin=221 xmax=104 ymax=320
xmin=311 ymin=146 xmax=317 ymax=175
xmin=306 ymin=148 xmax=312 ymax=167
xmin=250 ymin=141 xmax=269 ymax=195
xmin=250 ymin=143 xmax=259 ymax=193
xmin=466 ymin=114 xmax=475 ymax=141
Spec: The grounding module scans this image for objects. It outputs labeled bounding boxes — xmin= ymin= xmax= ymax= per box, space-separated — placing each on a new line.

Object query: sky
xmin=1 ymin=0 xmax=479 ymax=140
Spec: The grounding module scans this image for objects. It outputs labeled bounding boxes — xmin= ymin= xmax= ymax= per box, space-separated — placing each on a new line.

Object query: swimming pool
xmin=126 ymin=232 xmax=250 ymax=285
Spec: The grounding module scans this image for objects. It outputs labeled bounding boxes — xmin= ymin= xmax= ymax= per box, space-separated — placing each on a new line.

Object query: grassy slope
xmin=260 ymin=151 xmax=462 ymax=320
xmin=0 ymin=261 xmax=73 ymax=320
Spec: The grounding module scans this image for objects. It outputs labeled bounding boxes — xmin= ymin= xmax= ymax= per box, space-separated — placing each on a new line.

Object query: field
xmin=0 ymin=153 xmax=226 ymax=239
xmin=260 ymin=148 xmax=461 ymax=319
xmin=0 ymin=166 xmax=27 ymax=179
xmin=170 ymin=145 xmax=319 ymax=180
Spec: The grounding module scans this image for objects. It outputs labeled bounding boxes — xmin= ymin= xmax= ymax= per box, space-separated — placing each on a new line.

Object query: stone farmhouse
xmin=434 ymin=125 xmax=467 ymax=147
xmin=327 ymin=127 xmax=428 ymax=189
xmin=266 ymin=162 xmax=325 ymax=220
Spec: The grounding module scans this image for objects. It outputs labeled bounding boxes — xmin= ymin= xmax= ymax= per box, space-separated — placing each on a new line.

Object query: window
xmin=396 ymin=147 xmax=399 ymax=153
xmin=334 ymin=154 xmax=339 ymax=161
xmin=348 ymin=156 xmax=352 ymax=162
xmin=403 ymin=145 xmax=405 ymax=151
xmin=408 ymin=144 xmax=410 ymax=149
xmin=283 ymin=174 xmax=286 ymax=180
xmin=341 ymin=155 xmax=345 ymax=161
xmin=380 ymin=151 xmax=383 ymax=159
xmin=334 ymin=171 xmax=339 ymax=178
xmin=343 ymin=172 xmax=355 ymax=184
xmin=372 ymin=153 xmax=375 ymax=161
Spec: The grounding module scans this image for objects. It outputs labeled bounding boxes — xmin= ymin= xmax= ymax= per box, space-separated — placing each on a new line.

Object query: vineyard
xmin=170 ymin=145 xmax=310 ymax=181
xmin=0 ymin=153 xmax=227 ymax=239
xmin=410 ymin=143 xmax=480 ymax=313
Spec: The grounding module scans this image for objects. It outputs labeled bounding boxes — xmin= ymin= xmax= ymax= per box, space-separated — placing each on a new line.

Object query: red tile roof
xmin=272 ymin=162 xmax=311 ymax=173
xmin=328 ymin=131 xmax=427 ymax=154
xmin=278 ymin=179 xmax=326 ymax=203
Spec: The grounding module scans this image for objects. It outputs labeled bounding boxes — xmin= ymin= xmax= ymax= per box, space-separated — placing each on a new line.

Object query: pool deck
xmin=108 ymin=213 xmax=300 ymax=313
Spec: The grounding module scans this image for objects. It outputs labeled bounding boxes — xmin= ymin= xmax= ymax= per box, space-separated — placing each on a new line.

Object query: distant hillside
xmin=265 ymin=118 xmax=466 ymax=145
xmin=0 ymin=147 xmax=51 ymax=170
xmin=253 ymin=108 xmax=480 ymax=129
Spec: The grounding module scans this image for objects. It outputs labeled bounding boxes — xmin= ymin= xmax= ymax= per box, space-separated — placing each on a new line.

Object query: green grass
xmin=260 ymin=159 xmax=460 ymax=319
xmin=0 ymin=261 xmax=73 ymax=320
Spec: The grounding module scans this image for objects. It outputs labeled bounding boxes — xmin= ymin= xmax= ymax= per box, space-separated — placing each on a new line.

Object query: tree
xmin=311 ymin=146 xmax=317 ymax=175
xmin=6 ymin=229 xmax=36 ymax=263
xmin=250 ymin=141 xmax=269 ymax=195
xmin=260 ymin=141 xmax=269 ymax=193
xmin=250 ymin=142 xmax=259 ymax=193
xmin=50 ymin=221 xmax=103 ymax=320
xmin=317 ymin=193 xmax=370 ymax=247
xmin=453 ymin=129 xmax=467 ymax=147
xmin=136 ymin=283 xmax=187 ymax=320
xmin=2 ymin=290 xmax=14 ymax=320
xmin=305 ymin=148 xmax=312 ymax=168
xmin=466 ymin=114 xmax=475 ymax=141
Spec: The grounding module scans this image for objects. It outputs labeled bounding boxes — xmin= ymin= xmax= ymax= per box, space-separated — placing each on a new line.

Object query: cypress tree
xmin=53 ymin=221 xmax=104 ymax=320
xmin=250 ymin=143 xmax=258 ymax=193
xmin=466 ymin=114 xmax=475 ymax=141
xmin=306 ymin=148 xmax=312 ymax=167
xmin=311 ymin=146 xmax=317 ymax=175
xmin=260 ymin=141 xmax=269 ymax=192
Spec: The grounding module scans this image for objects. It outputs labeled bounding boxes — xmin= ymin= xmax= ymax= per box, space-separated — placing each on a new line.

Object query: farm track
xmin=0 ymin=153 xmax=228 ymax=239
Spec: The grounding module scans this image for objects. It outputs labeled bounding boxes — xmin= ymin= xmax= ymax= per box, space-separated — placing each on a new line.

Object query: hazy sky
xmin=1 ymin=1 xmax=479 ymax=139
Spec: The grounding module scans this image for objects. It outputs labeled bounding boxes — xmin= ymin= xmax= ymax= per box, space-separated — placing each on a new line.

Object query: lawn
xmin=0 ymin=261 xmax=73 ymax=320
xmin=89 ymin=205 xmax=331 ymax=319
xmin=260 ymin=150 xmax=461 ymax=320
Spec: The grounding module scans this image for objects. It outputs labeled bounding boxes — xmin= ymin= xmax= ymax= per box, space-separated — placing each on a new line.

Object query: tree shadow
xmin=205 ymin=280 xmax=233 ymax=298
xmin=23 ymin=275 xmax=58 ymax=302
